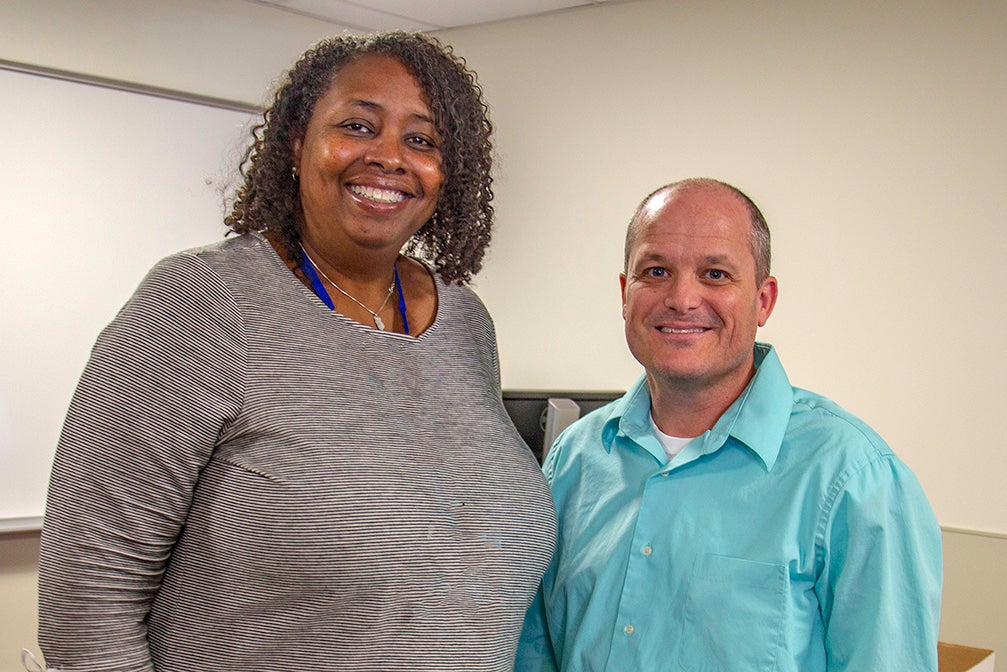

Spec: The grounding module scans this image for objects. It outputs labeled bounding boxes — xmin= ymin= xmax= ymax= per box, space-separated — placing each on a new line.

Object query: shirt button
xmin=624 ymin=624 xmax=635 ymax=635
xmin=661 ymin=471 xmax=670 ymax=477
xmin=641 ymin=545 xmax=653 ymax=556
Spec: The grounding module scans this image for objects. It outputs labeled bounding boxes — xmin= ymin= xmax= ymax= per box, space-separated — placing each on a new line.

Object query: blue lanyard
xmin=299 ymin=254 xmax=335 ymax=310
xmin=300 ymin=253 xmax=410 ymax=335
xmin=394 ymin=263 xmax=410 ymax=335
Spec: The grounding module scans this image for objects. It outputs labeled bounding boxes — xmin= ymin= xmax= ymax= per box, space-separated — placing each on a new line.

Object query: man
xmin=515 ymin=179 xmax=942 ymax=671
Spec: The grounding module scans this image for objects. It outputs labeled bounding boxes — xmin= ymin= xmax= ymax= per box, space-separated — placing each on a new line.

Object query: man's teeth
xmin=660 ymin=327 xmax=705 ymax=333
xmin=350 ymin=185 xmax=406 ymax=203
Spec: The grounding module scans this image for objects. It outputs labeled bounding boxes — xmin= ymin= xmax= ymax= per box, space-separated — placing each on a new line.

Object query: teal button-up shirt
xmin=516 ymin=344 xmax=942 ymax=672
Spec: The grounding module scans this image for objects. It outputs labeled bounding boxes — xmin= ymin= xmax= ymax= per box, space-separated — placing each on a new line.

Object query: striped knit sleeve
xmin=471 ymin=291 xmax=503 ymax=392
xmin=37 ymin=252 xmax=246 ymax=672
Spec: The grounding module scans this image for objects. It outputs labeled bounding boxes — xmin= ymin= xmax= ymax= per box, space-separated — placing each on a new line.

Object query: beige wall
xmin=437 ymin=0 xmax=1007 ymax=537
xmin=2 ymin=0 xmax=1005 ymax=669
xmin=0 ymin=534 xmax=40 ymax=672
xmin=0 ymin=0 xmax=341 ymax=106
xmin=940 ymin=529 xmax=1007 ymax=661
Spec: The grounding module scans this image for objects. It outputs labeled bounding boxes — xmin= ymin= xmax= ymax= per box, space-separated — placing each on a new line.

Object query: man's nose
xmin=663 ymin=275 xmax=702 ymax=312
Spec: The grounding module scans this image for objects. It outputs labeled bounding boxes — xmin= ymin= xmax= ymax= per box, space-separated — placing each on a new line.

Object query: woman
xmin=37 ymin=32 xmax=556 ymax=672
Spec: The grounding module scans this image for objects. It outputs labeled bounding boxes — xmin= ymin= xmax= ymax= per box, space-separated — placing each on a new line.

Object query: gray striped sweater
xmin=38 ymin=233 xmax=557 ymax=671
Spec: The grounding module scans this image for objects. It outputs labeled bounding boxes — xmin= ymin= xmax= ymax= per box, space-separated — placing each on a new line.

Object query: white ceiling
xmin=248 ymin=0 xmax=616 ymax=32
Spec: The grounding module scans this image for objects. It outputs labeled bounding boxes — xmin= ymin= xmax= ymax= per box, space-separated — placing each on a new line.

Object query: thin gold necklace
xmin=300 ymin=246 xmax=395 ymax=330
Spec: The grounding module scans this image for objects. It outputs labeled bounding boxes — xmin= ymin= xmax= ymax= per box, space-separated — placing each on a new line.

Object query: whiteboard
xmin=0 ymin=66 xmax=256 ymax=523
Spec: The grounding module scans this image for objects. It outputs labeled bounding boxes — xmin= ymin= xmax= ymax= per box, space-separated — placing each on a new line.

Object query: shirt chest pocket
xmin=676 ymin=554 xmax=787 ymax=672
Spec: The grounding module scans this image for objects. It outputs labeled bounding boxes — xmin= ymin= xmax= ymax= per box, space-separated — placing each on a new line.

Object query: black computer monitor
xmin=502 ymin=390 xmax=624 ymax=463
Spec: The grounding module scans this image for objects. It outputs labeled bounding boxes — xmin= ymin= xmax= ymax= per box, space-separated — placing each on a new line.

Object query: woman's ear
xmin=292 ymin=137 xmax=303 ymax=172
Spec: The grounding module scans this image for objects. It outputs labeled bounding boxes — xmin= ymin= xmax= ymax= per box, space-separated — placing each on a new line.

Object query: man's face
xmin=620 ymin=185 xmax=777 ymax=399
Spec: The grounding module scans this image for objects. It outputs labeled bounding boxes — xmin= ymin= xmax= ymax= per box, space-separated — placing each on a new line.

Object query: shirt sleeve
xmin=815 ymin=453 xmax=943 ymax=672
xmin=514 ymin=433 xmax=567 ymax=672
xmin=37 ymin=253 xmax=246 ymax=672
xmin=514 ymin=583 xmax=560 ymax=672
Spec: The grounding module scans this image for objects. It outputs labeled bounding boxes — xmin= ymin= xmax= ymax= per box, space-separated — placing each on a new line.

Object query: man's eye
xmin=645 ymin=267 xmax=668 ymax=278
xmin=706 ymin=269 xmax=728 ymax=281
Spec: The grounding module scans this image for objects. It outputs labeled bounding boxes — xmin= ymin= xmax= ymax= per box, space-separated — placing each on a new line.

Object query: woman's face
xmin=293 ymin=54 xmax=444 ymax=260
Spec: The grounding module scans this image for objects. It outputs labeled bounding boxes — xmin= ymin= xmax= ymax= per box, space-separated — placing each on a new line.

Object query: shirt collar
xmin=602 ymin=343 xmax=793 ymax=471
xmin=602 ymin=375 xmax=662 ymax=460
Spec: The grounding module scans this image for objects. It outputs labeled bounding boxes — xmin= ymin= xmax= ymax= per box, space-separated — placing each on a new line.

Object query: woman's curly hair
xmin=225 ymin=32 xmax=494 ymax=284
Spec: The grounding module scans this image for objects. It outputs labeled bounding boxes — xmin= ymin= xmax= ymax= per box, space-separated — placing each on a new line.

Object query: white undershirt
xmin=649 ymin=413 xmax=697 ymax=461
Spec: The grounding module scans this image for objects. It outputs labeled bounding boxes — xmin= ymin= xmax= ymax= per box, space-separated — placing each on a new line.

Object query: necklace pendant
xmin=374 ymin=315 xmax=386 ymax=331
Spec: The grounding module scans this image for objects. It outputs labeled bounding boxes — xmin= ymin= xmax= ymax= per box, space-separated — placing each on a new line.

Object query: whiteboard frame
xmin=0 ymin=58 xmax=260 ymax=115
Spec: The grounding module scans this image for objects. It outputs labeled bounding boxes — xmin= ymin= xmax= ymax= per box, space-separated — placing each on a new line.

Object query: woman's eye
xmin=341 ymin=122 xmax=372 ymax=134
xmin=407 ymin=135 xmax=438 ymax=150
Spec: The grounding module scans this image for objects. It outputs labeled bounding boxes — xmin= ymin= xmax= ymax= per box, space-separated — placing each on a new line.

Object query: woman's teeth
xmin=350 ymin=185 xmax=406 ymax=203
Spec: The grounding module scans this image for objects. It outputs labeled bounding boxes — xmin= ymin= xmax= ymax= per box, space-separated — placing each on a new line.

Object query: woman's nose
xmin=363 ymin=132 xmax=406 ymax=173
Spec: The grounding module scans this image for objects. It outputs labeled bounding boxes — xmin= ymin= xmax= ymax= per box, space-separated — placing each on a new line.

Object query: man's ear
xmin=620 ymin=273 xmax=628 ymax=320
xmin=757 ymin=275 xmax=778 ymax=327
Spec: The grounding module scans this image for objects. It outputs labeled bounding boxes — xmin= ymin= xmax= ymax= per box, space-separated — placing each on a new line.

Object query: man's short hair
xmin=624 ymin=179 xmax=772 ymax=285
